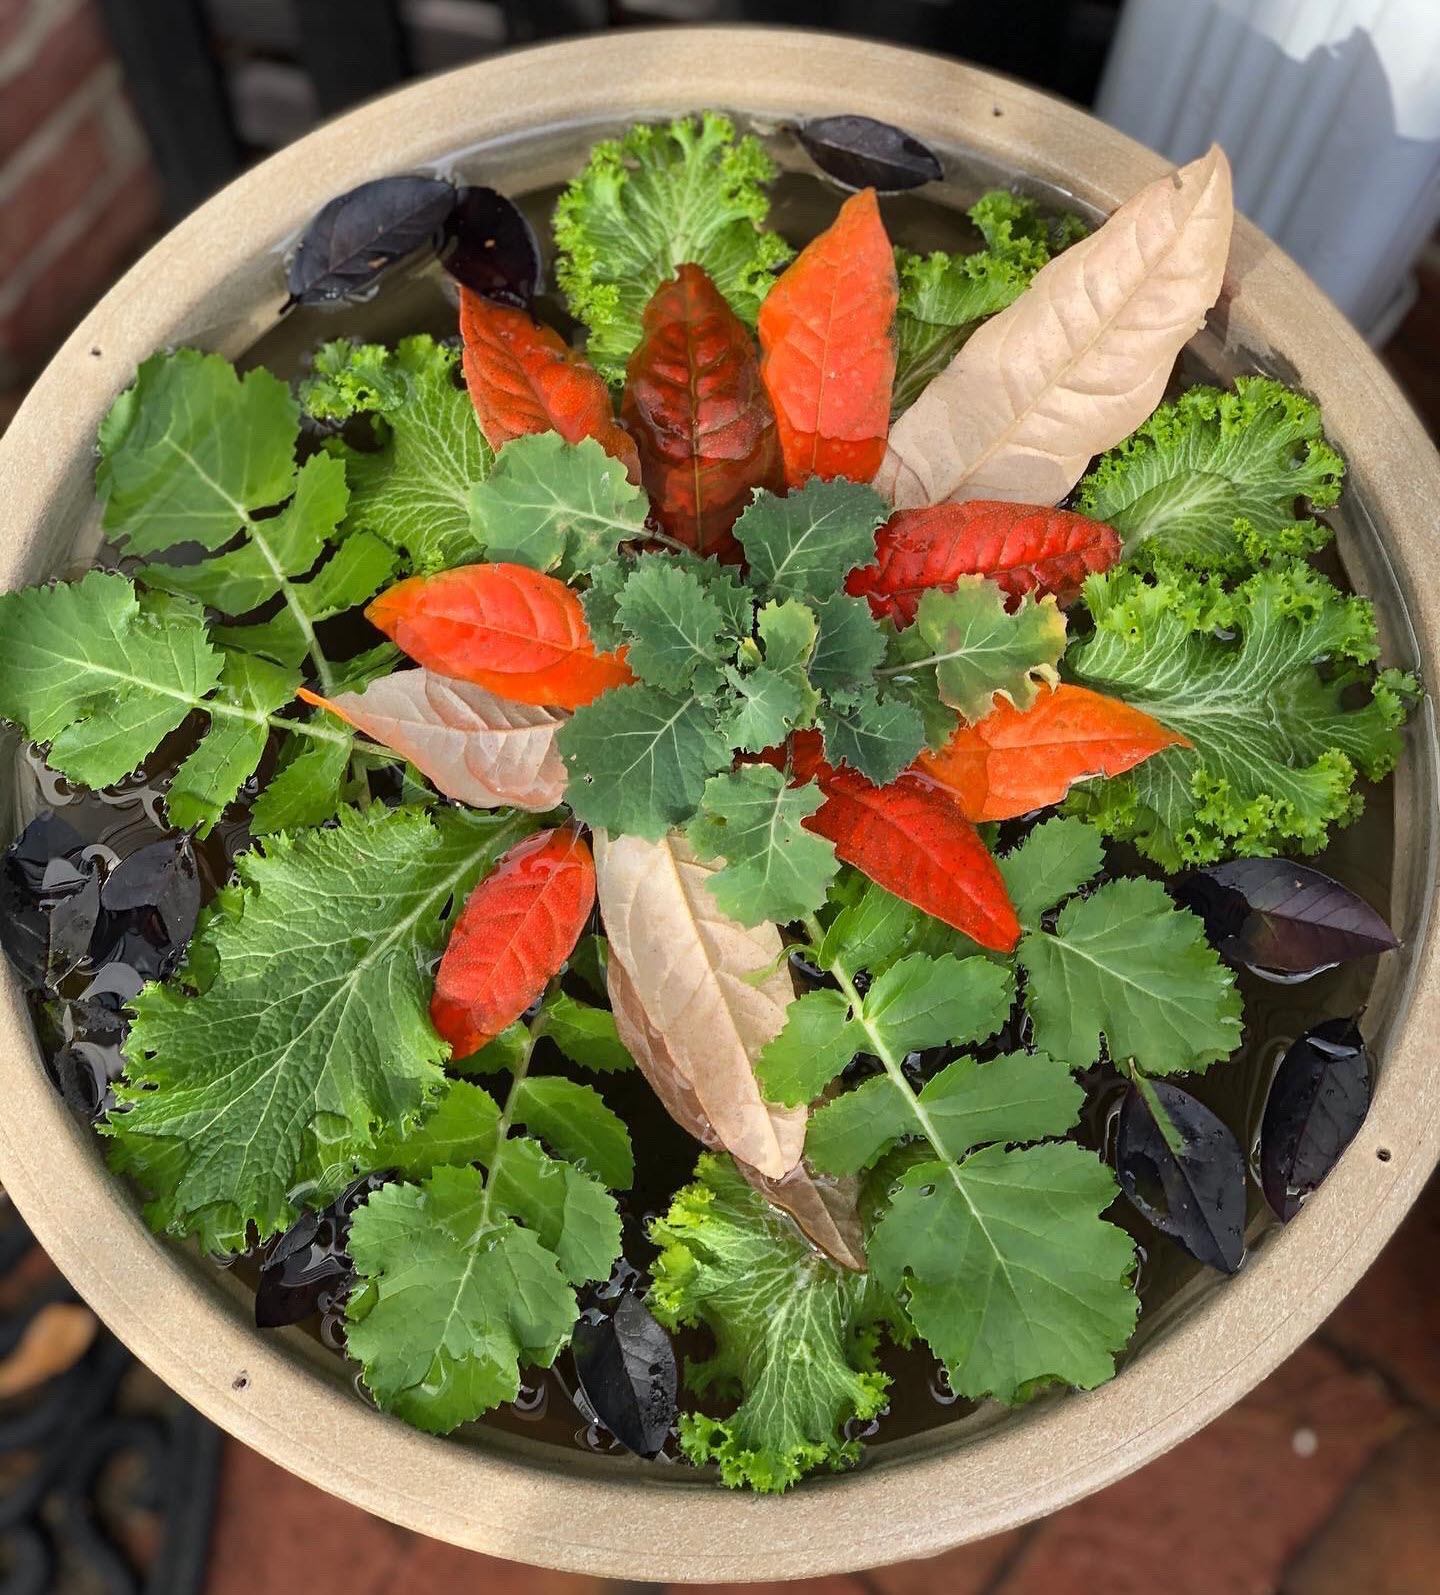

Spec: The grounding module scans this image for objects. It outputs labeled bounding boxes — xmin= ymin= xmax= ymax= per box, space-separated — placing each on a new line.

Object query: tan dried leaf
xmin=594 ymin=829 xmax=806 ymax=1179
xmin=300 ymin=670 xmax=567 ymax=810
xmin=738 ymin=1158 xmax=867 ymax=1272
xmin=0 ymin=1302 xmax=98 ymax=1398
xmin=877 ymin=145 xmax=1234 ymax=508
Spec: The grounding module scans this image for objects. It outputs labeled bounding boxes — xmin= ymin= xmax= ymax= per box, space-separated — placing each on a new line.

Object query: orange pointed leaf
xmin=758 ymin=187 xmax=898 ymax=487
xmin=431 ymin=827 xmax=596 ymax=1057
xmin=848 ymin=501 xmax=1122 ymax=626
xmin=365 ymin=563 xmax=633 ymax=710
xmin=459 ymin=287 xmax=640 ymax=479
xmin=621 ymin=263 xmax=783 ymax=560
xmin=916 ymin=683 xmax=1188 ymax=821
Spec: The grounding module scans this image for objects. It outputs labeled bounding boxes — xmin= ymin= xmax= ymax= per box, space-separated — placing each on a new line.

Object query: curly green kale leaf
xmin=106 ymin=804 xmax=536 ymax=1252
xmin=648 ymin=1153 xmax=893 ymax=1493
xmin=734 ymin=480 xmax=889 ymax=606
xmin=301 ymin=335 xmax=492 ymax=571
xmin=553 ymin=111 xmax=793 ymax=383
xmin=1073 ymin=377 xmax=1345 ymax=571
xmin=1065 ymin=563 xmax=1418 ymax=867
xmin=893 ymin=189 xmax=1087 ymax=414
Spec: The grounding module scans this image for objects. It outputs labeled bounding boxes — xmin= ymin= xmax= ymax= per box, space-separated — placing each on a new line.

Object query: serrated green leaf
xmin=553 ymin=111 xmax=793 ymax=383
xmin=648 ymin=1153 xmax=893 ymax=1493
xmin=543 ymin=991 xmax=634 ymax=1073
xmin=361 ymin=1078 xmax=501 ymax=1180
xmin=816 ymin=874 xmax=961 ymax=979
xmin=1018 ymin=876 xmax=1243 ymax=1075
xmin=863 ymin=953 xmax=1013 ymax=1059
xmin=868 ymin=1143 xmax=1136 ymax=1403
xmin=997 ymin=817 xmax=1105 ymax=929
xmin=247 ymin=719 xmax=353 ymax=835
xmin=106 ymin=805 xmax=537 ymax=1252
xmin=470 ymin=432 xmax=648 ymax=576
xmin=687 ymin=767 xmax=839 ymax=928
xmin=810 ymin=594 xmax=887 ymax=696
xmin=615 ymin=556 xmax=731 ymax=690
xmin=721 ymin=665 xmax=812 ymax=753
xmin=580 ymin=559 xmax=630 ymax=651
xmin=302 ymin=336 xmax=492 ymax=571
xmin=510 ymin=1075 xmax=634 ymax=1189
xmin=886 ymin=578 xmax=1066 ymax=723
xmin=753 ymin=988 xmax=854 ymax=1107
xmin=557 ymin=684 xmax=729 ymax=838
xmin=755 ymin=599 xmax=818 ymax=674
xmin=817 ymin=687 xmax=925 ymax=785
xmin=736 ymin=480 xmax=888 ymax=604
xmin=455 ymin=1021 xmax=531 ymax=1076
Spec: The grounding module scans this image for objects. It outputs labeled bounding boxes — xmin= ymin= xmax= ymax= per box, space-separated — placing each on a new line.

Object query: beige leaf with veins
xmin=300 ymin=669 xmax=567 ymax=810
xmin=877 ymin=145 xmax=1234 ymax=509
xmin=738 ymin=1159 xmax=867 ymax=1272
xmin=595 ymin=829 xmax=805 ymax=1179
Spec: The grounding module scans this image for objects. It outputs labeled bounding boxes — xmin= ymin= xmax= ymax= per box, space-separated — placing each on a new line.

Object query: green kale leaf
xmin=1065 ymin=563 xmax=1418 ymax=867
xmin=553 ymin=111 xmax=793 ymax=383
xmin=614 ymin=555 xmax=735 ymax=691
xmin=734 ymin=480 xmax=889 ymax=605
xmin=302 ymin=335 xmax=492 ymax=571
xmin=648 ymin=1153 xmax=893 ymax=1493
xmin=1073 ymin=377 xmax=1344 ymax=572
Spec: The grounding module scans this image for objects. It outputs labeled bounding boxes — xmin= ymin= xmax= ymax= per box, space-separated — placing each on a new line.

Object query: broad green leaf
xmin=756 ymin=599 xmax=818 ymax=674
xmin=345 ymin=1161 xmax=612 ymax=1434
xmin=809 ymin=593 xmax=887 ymax=696
xmin=997 ymin=816 xmax=1105 ymax=929
xmin=106 ymin=805 xmax=536 ymax=1252
xmin=1018 ymin=876 xmax=1243 ymax=1075
xmin=687 ymin=766 xmax=839 ymax=928
xmin=544 ymin=992 xmax=634 ymax=1073
xmin=754 ymin=989 xmax=854 ymax=1107
xmin=557 ymin=684 xmax=729 ymax=838
xmin=721 ymin=665 xmax=812 ymax=753
xmin=455 ymin=1022 xmax=531 ymax=1076
xmin=510 ymin=1075 xmax=634 ymax=1189
xmin=1065 ymin=562 xmax=1417 ymax=868
xmin=615 ymin=556 xmax=732 ymax=690
xmin=863 ymin=953 xmax=1013 ymax=1059
xmin=470 ymin=432 xmax=648 ymax=576
xmin=868 ymin=1143 xmax=1137 ymax=1402
xmin=886 ymin=578 xmax=1066 ymax=723
xmin=247 ymin=717 xmax=353 ymax=835
xmin=817 ymin=875 xmax=961 ymax=978
xmin=362 ymin=1078 xmax=501 ymax=1179
xmin=817 ymin=687 xmax=925 ymax=785
xmin=303 ymin=335 xmax=492 ymax=571
xmin=736 ymin=480 xmax=888 ymax=604
xmin=648 ymin=1154 xmax=893 ymax=1493
xmin=1073 ymin=376 xmax=1343 ymax=572
xmin=580 ymin=558 xmax=630 ymax=651
xmin=552 ymin=111 xmax=793 ymax=383
xmin=484 ymin=1133 xmax=621 ymax=1285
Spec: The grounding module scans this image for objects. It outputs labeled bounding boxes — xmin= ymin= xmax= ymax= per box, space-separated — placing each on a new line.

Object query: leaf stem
xmin=638 ymin=528 xmax=693 ymax=556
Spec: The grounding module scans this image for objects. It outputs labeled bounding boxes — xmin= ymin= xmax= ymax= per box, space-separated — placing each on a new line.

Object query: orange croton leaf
xmin=365 ymin=563 xmax=633 ymax=710
xmin=622 ymin=262 xmax=783 ymax=561
xmin=757 ymin=187 xmax=898 ymax=487
xmin=916 ymin=683 xmax=1188 ymax=822
xmin=777 ymin=732 xmax=1019 ymax=953
xmin=431 ymin=826 xmax=596 ymax=1057
xmin=847 ymin=501 xmax=1122 ymax=626
xmin=458 ymin=287 xmax=641 ymax=479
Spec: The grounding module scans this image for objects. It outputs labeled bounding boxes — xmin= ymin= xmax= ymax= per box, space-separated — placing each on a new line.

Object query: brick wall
xmin=0 ymin=0 xmax=163 ymax=401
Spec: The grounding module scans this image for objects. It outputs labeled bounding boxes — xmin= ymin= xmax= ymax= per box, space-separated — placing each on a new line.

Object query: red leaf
xmin=621 ymin=263 xmax=783 ymax=561
xmin=459 ymin=287 xmax=640 ymax=479
xmin=776 ymin=732 xmax=1019 ymax=952
xmin=916 ymin=683 xmax=1187 ymax=821
xmin=365 ymin=563 xmax=633 ymax=710
xmin=432 ymin=827 xmax=596 ymax=1057
xmin=847 ymin=501 xmax=1122 ymax=626
xmin=758 ymin=187 xmax=898 ymax=487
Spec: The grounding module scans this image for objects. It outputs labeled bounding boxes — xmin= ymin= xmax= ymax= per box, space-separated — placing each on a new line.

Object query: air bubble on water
xmin=1292 ymin=1426 xmax=1318 ymax=1458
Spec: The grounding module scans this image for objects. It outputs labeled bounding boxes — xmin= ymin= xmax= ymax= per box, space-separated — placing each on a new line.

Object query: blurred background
xmin=2 ymin=1 xmax=1438 ymax=1592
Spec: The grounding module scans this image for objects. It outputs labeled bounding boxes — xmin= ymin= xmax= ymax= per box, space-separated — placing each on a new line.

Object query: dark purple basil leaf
xmin=254 ymin=1171 xmax=393 ymax=1328
xmin=442 ymin=186 xmax=541 ymax=309
xmin=45 ymin=1039 xmax=118 ymax=1120
xmin=45 ymin=859 xmax=101 ymax=986
xmin=0 ymin=811 xmax=87 ymax=983
xmin=797 ymin=115 xmax=943 ymax=193
xmin=1175 ymin=858 xmax=1397 ymax=977
xmin=1260 ymin=1018 xmax=1372 ymax=1221
xmin=287 ymin=176 xmax=457 ymax=305
xmin=571 ymin=1293 xmax=677 ymax=1458
xmin=100 ymin=836 xmax=201 ymax=951
xmin=1117 ymin=1080 xmax=1247 ymax=1273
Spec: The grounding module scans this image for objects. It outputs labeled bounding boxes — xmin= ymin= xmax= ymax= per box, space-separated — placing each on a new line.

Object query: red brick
xmin=870 ymin=1529 xmax=1027 ymax=1595
xmin=0 ymin=161 xmax=161 ymax=377
xmin=1281 ymin=1424 xmax=1440 ymax=1594
xmin=379 ymin=1538 xmax=611 ymax=1595
xmin=0 ymin=98 xmax=113 ymax=281
xmin=989 ymin=1342 xmax=1406 ymax=1595
xmin=1322 ymin=1172 xmax=1440 ymax=1414
xmin=0 ymin=2 xmax=111 ymax=159
xmin=207 ymin=1440 xmax=412 ymax=1595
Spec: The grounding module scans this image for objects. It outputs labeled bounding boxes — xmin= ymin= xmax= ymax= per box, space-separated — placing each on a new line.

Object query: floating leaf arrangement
xmin=0 ymin=110 xmax=1418 ymax=1491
